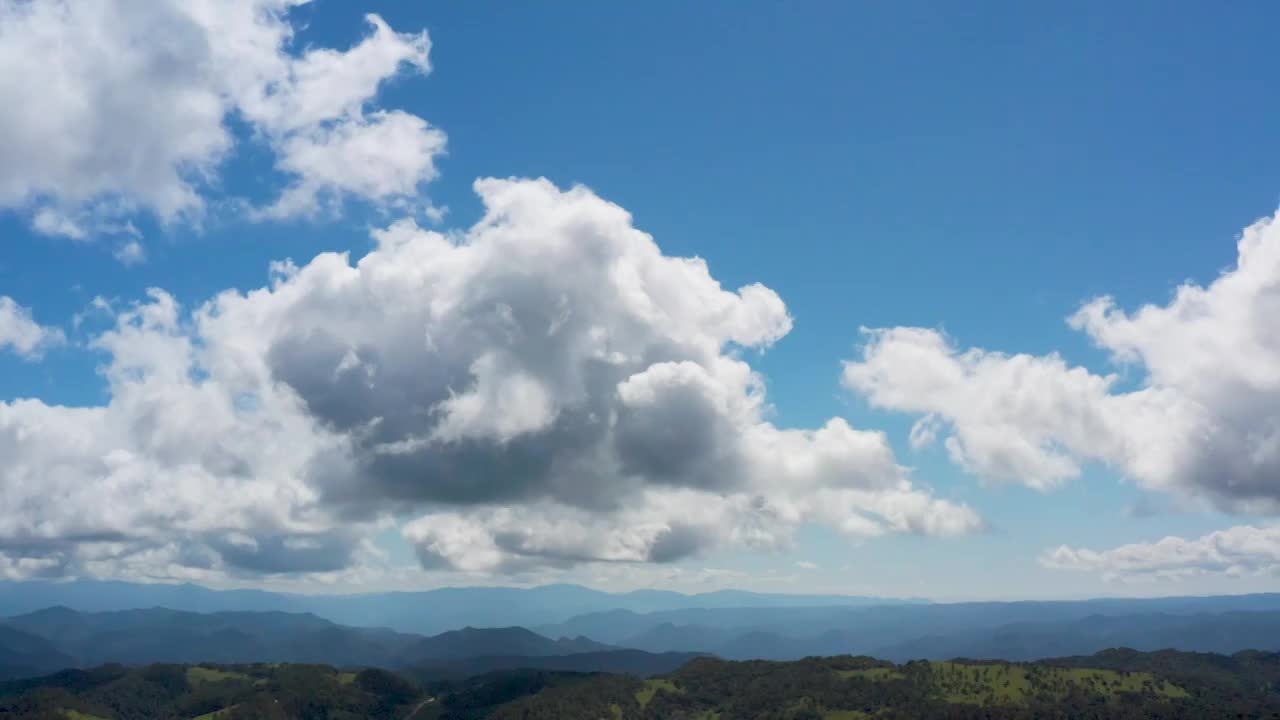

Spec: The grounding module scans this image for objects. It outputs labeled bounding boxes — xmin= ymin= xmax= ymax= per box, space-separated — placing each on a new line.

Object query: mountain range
xmin=0 ymin=580 xmax=918 ymax=636
xmin=5 ymin=582 xmax=1280 ymax=684
xmin=0 ymin=606 xmax=697 ymax=681
xmin=536 ymin=594 xmax=1280 ymax=660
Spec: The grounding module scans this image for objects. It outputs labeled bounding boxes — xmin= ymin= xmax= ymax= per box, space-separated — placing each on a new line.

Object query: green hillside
xmin=0 ymin=662 xmax=421 ymax=720
xmin=4 ymin=649 xmax=1280 ymax=719
xmin=488 ymin=652 xmax=1280 ymax=719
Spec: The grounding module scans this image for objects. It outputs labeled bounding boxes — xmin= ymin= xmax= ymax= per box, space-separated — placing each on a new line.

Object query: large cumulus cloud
xmin=0 ymin=178 xmax=980 ymax=581
xmin=0 ymin=0 xmax=444 ymax=243
xmin=844 ymin=210 xmax=1280 ymax=512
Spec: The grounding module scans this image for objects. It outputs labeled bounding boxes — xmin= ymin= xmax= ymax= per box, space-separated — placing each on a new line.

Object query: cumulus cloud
xmin=1042 ymin=525 xmax=1280 ymax=582
xmin=0 ymin=297 xmax=64 ymax=358
xmin=0 ymin=0 xmax=444 ymax=234
xmin=844 ymin=210 xmax=1280 ymax=512
xmin=0 ymin=289 xmax=355 ymax=582
xmin=0 ymin=179 xmax=980 ymax=581
xmin=205 ymin=177 xmax=979 ymax=571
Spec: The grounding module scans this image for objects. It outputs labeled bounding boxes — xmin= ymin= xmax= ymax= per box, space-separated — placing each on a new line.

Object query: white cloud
xmin=31 ymin=208 xmax=88 ymax=240
xmin=212 ymin=177 xmax=978 ymax=572
xmin=0 ymin=297 xmax=64 ymax=358
xmin=0 ymin=1 xmax=444 ymax=235
xmin=0 ymin=288 xmax=358 ymax=582
xmin=232 ymin=14 xmax=429 ymax=132
xmin=260 ymin=110 xmax=446 ymax=220
xmin=0 ymin=0 xmax=230 ymax=223
xmin=0 ymin=178 xmax=980 ymax=582
xmin=114 ymin=240 xmax=147 ymax=266
xmin=844 ymin=210 xmax=1280 ymax=512
xmin=1042 ymin=525 xmax=1280 ymax=582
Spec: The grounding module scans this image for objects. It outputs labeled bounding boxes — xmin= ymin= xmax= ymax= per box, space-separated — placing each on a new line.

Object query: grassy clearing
xmin=930 ymin=662 xmax=1030 ymax=704
xmin=838 ymin=667 xmax=905 ymax=681
xmin=186 ymin=666 xmax=251 ymax=686
xmin=1063 ymin=667 xmax=1190 ymax=698
xmin=60 ymin=711 xmax=110 ymax=720
xmin=191 ymin=707 xmax=237 ymax=720
xmin=337 ymin=671 xmax=358 ymax=685
xmin=927 ymin=662 xmax=1188 ymax=705
xmin=635 ymin=678 xmax=683 ymax=707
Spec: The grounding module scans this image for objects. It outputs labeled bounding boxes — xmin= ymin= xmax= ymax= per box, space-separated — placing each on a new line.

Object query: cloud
xmin=203 ymin=177 xmax=980 ymax=571
xmin=0 ymin=1 xmax=444 ymax=235
xmin=844 ymin=210 xmax=1280 ymax=512
xmin=0 ymin=297 xmax=64 ymax=358
xmin=403 ymin=481 xmax=979 ymax=574
xmin=258 ymin=110 xmax=446 ymax=220
xmin=237 ymin=14 xmax=445 ymax=219
xmin=1042 ymin=525 xmax=1280 ymax=582
xmin=0 ymin=178 xmax=980 ymax=582
xmin=31 ymin=208 xmax=88 ymax=240
xmin=114 ymin=240 xmax=147 ymax=267
xmin=0 ymin=288 xmax=354 ymax=583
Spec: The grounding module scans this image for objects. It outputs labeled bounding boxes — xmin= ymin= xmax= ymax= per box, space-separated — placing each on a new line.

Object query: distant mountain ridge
xmin=401 ymin=625 xmax=615 ymax=660
xmin=5 ymin=606 xmax=421 ymax=670
xmin=541 ymin=598 xmax=1280 ymax=661
xmin=0 ymin=624 xmax=72 ymax=680
xmin=0 ymin=580 xmax=921 ymax=635
xmin=0 ymin=606 xmax=687 ymax=681
xmin=6 ymin=586 xmax=1280 ymax=682
xmin=871 ymin=610 xmax=1280 ymax=662
xmin=539 ymin=593 xmax=1280 ymax=644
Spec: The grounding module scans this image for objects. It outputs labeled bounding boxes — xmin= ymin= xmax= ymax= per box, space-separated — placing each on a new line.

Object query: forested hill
xmin=0 ymin=663 xmax=423 ymax=720
xmin=488 ymin=650 xmax=1280 ymax=719
xmin=5 ymin=649 xmax=1280 ymax=719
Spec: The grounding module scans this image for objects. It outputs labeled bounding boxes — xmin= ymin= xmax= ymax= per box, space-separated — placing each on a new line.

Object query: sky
xmin=1 ymin=0 xmax=1279 ymax=600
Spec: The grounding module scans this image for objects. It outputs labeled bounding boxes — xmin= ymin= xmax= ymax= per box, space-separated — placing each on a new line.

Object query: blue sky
xmin=1 ymin=0 xmax=1280 ymax=599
